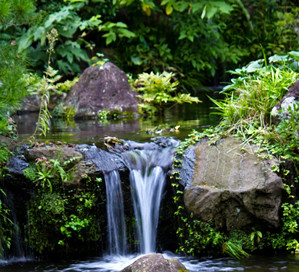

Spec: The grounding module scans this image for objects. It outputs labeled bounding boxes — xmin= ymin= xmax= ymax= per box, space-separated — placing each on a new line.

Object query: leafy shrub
xmin=134 ymin=71 xmax=200 ymax=116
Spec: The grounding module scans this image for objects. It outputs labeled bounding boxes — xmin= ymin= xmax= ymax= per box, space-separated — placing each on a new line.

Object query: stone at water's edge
xmin=271 ymin=80 xmax=299 ymax=124
xmin=121 ymin=253 xmax=188 ymax=272
xmin=183 ymin=137 xmax=284 ymax=231
xmin=63 ymin=62 xmax=139 ymax=118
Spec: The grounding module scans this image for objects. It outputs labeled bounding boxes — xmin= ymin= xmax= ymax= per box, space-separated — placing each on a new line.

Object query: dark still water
xmin=13 ymin=93 xmax=219 ymax=144
xmin=1 ymin=253 xmax=299 ymax=272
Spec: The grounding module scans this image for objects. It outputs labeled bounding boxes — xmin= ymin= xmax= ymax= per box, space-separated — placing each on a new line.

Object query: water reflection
xmin=13 ymin=94 xmax=220 ymax=145
xmin=1 ymin=254 xmax=299 ymax=272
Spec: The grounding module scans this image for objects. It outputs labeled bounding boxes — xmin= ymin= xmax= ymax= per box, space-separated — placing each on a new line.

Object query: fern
xmin=63 ymin=156 xmax=82 ymax=167
xmin=23 ymin=164 xmax=37 ymax=181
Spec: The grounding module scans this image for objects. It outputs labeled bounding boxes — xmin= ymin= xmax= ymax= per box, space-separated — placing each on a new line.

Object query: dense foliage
xmin=1 ymin=0 xmax=297 ymax=86
xmin=23 ymin=154 xmax=105 ymax=256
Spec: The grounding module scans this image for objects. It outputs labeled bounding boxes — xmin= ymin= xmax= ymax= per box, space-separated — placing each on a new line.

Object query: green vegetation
xmin=171 ymin=51 xmax=299 ymax=257
xmin=23 ymin=155 xmax=104 ymax=255
xmin=0 ymin=0 xmax=298 ymax=261
xmin=1 ymin=0 xmax=297 ymax=85
xmin=133 ymin=71 xmax=200 ymax=115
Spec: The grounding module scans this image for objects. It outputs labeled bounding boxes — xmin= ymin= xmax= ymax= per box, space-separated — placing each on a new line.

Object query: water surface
xmin=1 ymin=253 xmax=299 ymax=272
xmin=14 ymin=93 xmax=219 ymax=144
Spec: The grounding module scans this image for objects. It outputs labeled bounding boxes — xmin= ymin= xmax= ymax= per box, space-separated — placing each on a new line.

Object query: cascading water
xmin=104 ymin=170 xmax=127 ymax=256
xmin=128 ymin=151 xmax=166 ymax=254
xmin=122 ymin=141 xmax=177 ymax=254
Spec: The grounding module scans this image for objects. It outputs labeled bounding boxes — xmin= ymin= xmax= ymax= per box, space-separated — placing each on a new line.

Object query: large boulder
xmin=64 ymin=62 xmax=139 ymax=118
xmin=121 ymin=253 xmax=188 ymax=272
xmin=183 ymin=137 xmax=284 ymax=231
xmin=271 ymin=80 xmax=299 ymax=123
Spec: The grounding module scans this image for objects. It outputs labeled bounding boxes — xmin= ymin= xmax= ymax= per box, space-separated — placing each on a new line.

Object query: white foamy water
xmin=104 ymin=171 xmax=127 ymax=256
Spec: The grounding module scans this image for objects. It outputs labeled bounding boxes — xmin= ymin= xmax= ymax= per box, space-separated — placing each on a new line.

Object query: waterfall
xmin=104 ymin=170 xmax=127 ymax=255
xmin=3 ymin=191 xmax=26 ymax=260
xmin=123 ymin=145 xmax=175 ymax=254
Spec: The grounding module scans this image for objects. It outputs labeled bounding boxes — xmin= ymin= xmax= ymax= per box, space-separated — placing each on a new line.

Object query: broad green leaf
xmin=214 ymin=1 xmax=233 ymax=14
xmin=269 ymin=54 xmax=289 ymax=63
xmin=246 ymin=60 xmax=263 ymax=73
xmin=44 ymin=6 xmax=73 ymax=28
xmin=118 ymin=28 xmax=135 ymax=38
xmin=56 ymin=44 xmax=74 ymax=63
xmin=115 ymin=22 xmax=128 ymax=28
xmin=71 ymin=47 xmax=89 ymax=62
xmin=58 ymin=19 xmax=79 ymax=38
xmin=131 ymin=55 xmax=143 ymax=65
xmin=102 ymin=32 xmax=117 ymax=45
xmin=79 ymin=15 xmax=102 ymax=30
xmin=174 ymin=1 xmax=189 ymax=12
xmin=187 ymin=34 xmax=194 ymax=42
xmin=206 ymin=6 xmax=217 ymax=19
xmin=33 ymin=26 xmax=45 ymax=40
xmin=192 ymin=2 xmax=204 ymax=13
xmin=161 ymin=0 xmax=170 ymax=6
xmin=103 ymin=22 xmax=115 ymax=29
xmin=289 ymin=51 xmax=299 ymax=61
xmin=178 ymin=32 xmax=187 ymax=40
xmin=57 ymin=59 xmax=73 ymax=73
xmin=17 ymin=32 xmax=33 ymax=52
xmin=201 ymin=5 xmax=206 ymax=19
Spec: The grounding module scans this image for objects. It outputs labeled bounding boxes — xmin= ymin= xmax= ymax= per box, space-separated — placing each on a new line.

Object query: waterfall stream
xmin=121 ymin=143 xmax=176 ymax=254
xmin=127 ymin=150 xmax=167 ymax=254
xmin=104 ymin=171 xmax=127 ymax=256
xmin=104 ymin=139 xmax=177 ymax=256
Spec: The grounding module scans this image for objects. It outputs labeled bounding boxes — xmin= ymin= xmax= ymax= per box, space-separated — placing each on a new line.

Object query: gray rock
xmin=18 ymin=93 xmax=65 ymax=113
xmin=76 ymin=144 xmax=126 ymax=173
xmin=179 ymin=145 xmax=196 ymax=187
xmin=19 ymin=94 xmax=41 ymax=112
xmin=121 ymin=253 xmax=188 ymax=272
xmin=64 ymin=62 xmax=139 ymax=118
xmin=271 ymin=80 xmax=299 ymax=123
xmin=7 ymin=155 xmax=29 ymax=175
xmin=183 ymin=137 xmax=284 ymax=231
xmin=23 ymin=144 xmax=91 ymax=185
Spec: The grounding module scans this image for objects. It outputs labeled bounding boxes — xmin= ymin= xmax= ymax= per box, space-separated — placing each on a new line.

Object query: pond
xmin=13 ymin=93 xmax=219 ymax=145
